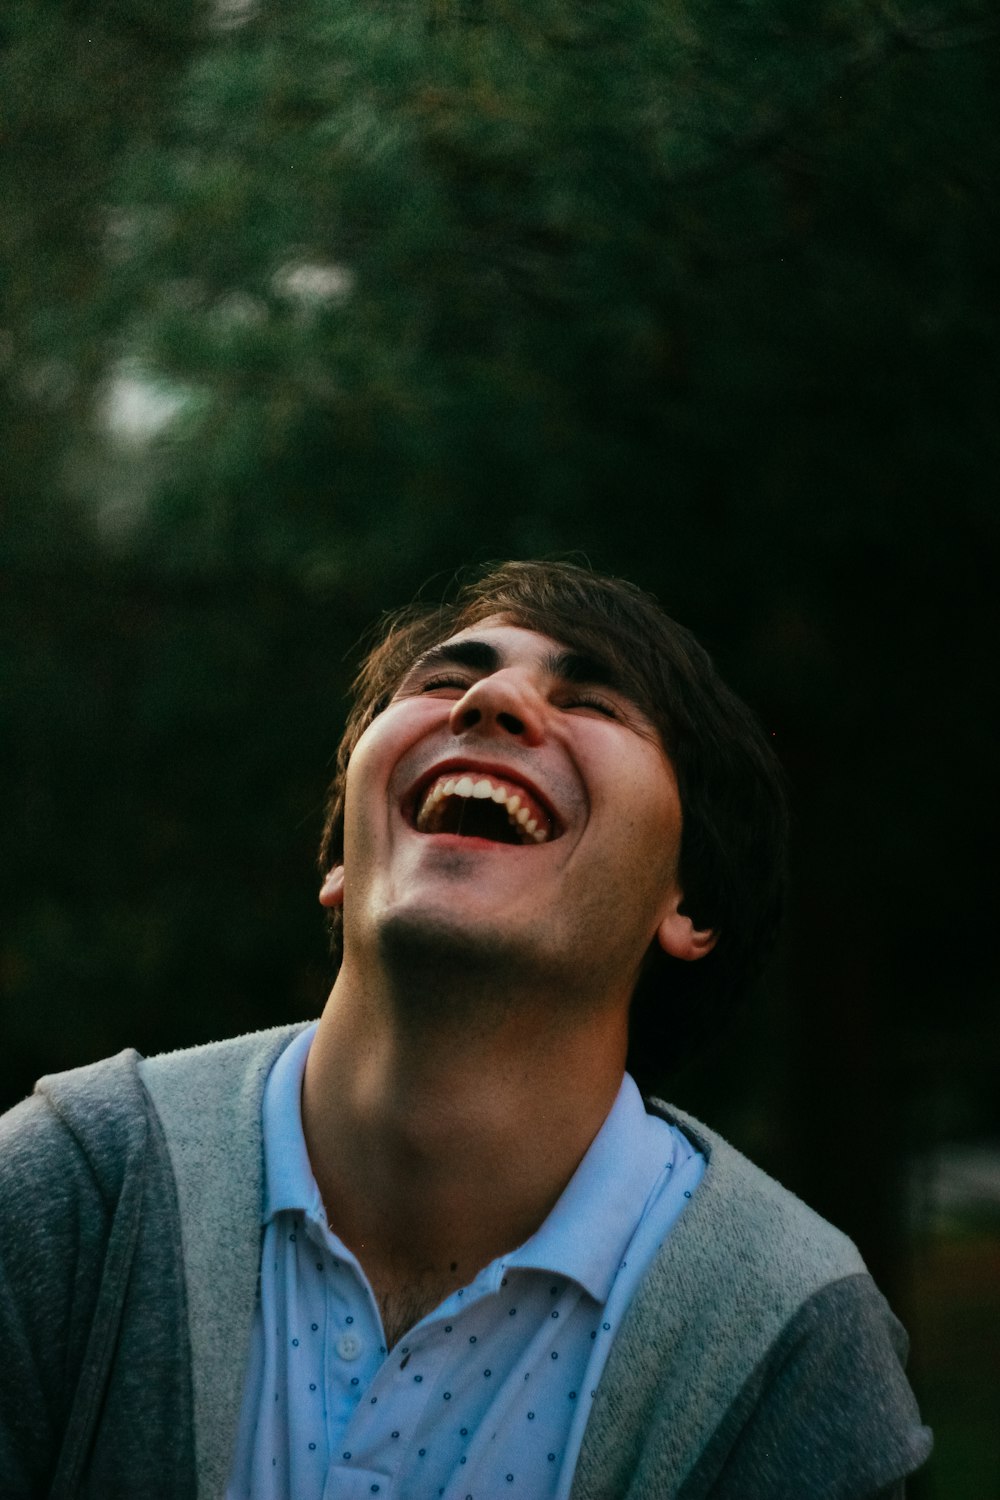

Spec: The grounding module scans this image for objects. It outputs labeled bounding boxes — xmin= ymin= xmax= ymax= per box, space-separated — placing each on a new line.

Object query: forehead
xmin=436 ymin=617 xmax=565 ymax=659
xmin=407 ymin=616 xmax=624 ymax=687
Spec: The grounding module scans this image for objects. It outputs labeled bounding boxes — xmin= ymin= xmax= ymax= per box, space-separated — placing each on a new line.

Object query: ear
xmin=318 ymin=866 xmax=345 ymax=909
xmin=656 ymin=894 xmax=717 ymax=963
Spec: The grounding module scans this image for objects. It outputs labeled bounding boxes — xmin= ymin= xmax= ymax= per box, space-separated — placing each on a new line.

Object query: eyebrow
xmin=408 ymin=638 xmax=627 ymax=695
xmin=546 ymin=648 xmax=625 ymax=693
xmin=410 ymin=639 xmax=502 ymax=676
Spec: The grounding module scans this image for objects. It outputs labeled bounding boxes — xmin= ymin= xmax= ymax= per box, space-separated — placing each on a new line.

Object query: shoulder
xmin=676 ymin=1274 xmax=933 ymax=1498
xmin=616 ymin=1101 xmax=869 ymax=1438
xmin=0 ymin=1052 xmax=166 ymax=1492
xmin=0 ymin=1024 xmax=309 ymax=1220
xmin=137 ymin=1021 xmax=310 ymax=1091
xmin=0 ymin=1049 xmax=148 ymax=1216
xmin=653 ymin=1102 xmax=866 ymax=1299
xmin=0 ymin=1045 xmax=218 ymax=1498
xmin=573 ymin=1105 xmax=930 ymax=1499
xmin=137 ymin=1021 xmax=311 ymax=1158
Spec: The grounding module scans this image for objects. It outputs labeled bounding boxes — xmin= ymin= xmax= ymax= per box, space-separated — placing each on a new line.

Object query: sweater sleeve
xmin=0 ymin=1093 xmax=113 ymax=1497
xmin=0 ymin=1056 xmax=197 ymax=1500
xmin=678 ymin=1275 xmax=932 ymax=1500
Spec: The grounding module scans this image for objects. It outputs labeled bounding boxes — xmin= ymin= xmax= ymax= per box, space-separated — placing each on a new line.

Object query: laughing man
xmin=0 ymin=561 xmax=930 ymax=1498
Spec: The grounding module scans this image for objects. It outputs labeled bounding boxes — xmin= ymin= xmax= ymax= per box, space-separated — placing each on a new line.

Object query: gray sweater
xmin=0 ymin=1025 xmax=931 ymax=1499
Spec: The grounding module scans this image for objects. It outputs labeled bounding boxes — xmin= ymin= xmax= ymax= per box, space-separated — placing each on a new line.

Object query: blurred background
xmin=2 ymin=0 xmax=997 ymax=1492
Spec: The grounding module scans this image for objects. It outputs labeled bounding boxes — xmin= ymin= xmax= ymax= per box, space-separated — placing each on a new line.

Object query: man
xmin=0 ymin=561 xmax=930 ymax=1498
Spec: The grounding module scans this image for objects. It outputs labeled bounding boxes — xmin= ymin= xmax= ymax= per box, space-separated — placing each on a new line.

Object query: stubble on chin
xmin=374 ymin=905 xmax=528 ymax=1030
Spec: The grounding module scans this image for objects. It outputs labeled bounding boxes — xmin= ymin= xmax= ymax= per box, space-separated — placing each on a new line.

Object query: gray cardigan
xmin=0 ymin=1025 xmax=931 ymax=1499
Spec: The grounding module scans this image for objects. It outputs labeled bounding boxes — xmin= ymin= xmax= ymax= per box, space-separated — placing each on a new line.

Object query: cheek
xmin=344 ymin=708 xmax=409 ymax=797
xmin=340 ymin=702 xmax=439 ymax=846
xmin=615 ymin=780 xmax=683 ymax=887
xmin=339 ymin=733 xmax=393 ymax=857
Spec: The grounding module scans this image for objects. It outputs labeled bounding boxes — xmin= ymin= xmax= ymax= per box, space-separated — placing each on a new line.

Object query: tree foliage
xmin=2 ymin=0 xmax=998 ymax=1331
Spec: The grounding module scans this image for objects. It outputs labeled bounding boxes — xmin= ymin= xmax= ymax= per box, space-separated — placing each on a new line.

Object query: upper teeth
xmin=415 ymin=773 xmax=550 ymax=843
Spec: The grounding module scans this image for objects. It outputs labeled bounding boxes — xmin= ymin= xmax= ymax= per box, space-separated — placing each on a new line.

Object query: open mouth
xmin=412 ymin=772 xmax=556 ymax=846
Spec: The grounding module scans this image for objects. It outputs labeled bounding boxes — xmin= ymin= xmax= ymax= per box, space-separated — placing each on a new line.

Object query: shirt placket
xmin=323 ymin=1331 xmax=450 ymax=1499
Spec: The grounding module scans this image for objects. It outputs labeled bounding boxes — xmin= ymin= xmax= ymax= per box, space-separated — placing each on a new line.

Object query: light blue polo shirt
xmin=226 ymin=1024 xmax=704 ymax=1500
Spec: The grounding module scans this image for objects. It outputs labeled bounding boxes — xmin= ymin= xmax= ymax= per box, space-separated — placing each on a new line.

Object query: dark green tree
xmin=2 ymin=9 xmax=998 ymax=1488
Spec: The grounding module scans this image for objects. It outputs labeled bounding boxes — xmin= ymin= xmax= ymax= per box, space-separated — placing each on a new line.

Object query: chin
xmin=376 ymin=903 xmax=521 ymax=975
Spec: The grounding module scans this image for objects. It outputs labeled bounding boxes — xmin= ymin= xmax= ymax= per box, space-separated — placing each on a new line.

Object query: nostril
xmin=498 ymin=712 xmax=525 ymax=735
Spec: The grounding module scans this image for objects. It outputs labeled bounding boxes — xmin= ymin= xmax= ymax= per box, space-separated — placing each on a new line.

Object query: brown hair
xmin=318 ymin=560 xmax=787 ymax=1087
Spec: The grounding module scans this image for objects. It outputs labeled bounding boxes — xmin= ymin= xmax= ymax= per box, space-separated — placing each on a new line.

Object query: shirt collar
xmin=261 ymin=1022 xmax=680 ymax=1304
xmin=261 ymin=1020 xmax=323 ymax=1223
xmin=503 ymin=1071 xmax=679 ymax=1302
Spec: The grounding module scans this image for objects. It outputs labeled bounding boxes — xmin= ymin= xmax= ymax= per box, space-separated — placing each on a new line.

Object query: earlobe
xmin=656 ymin=899 xmax=717 ymax=963
xmin=318 ymin=866 xmax=345 ymax=909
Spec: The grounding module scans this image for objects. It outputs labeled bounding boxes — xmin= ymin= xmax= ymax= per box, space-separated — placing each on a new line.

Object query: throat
xmin=368 ymin=1262 xmax=472 ymax=1350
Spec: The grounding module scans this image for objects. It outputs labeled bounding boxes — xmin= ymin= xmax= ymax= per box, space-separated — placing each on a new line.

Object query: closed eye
xmin=419 ymin=674 xmax=474 ymax=694
xmin=564 ymin=694 xmax=620 ymax=719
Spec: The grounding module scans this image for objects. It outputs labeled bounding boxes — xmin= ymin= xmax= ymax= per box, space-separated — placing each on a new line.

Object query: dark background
xmin=2 ymin=1 xmax=998 ymax=1493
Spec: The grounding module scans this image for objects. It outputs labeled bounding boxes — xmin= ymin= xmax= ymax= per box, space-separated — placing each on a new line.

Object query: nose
xmin=448 ymin=669 xmax=545 ymax=746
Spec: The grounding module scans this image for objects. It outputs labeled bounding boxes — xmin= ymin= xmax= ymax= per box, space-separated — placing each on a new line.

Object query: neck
xmin=301 ymin=956 xmax=628 ymax=1300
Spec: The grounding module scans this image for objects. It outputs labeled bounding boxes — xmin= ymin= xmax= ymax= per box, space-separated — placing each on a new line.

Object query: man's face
xmin=327 ymin=618 xmax=700 ymax=1010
